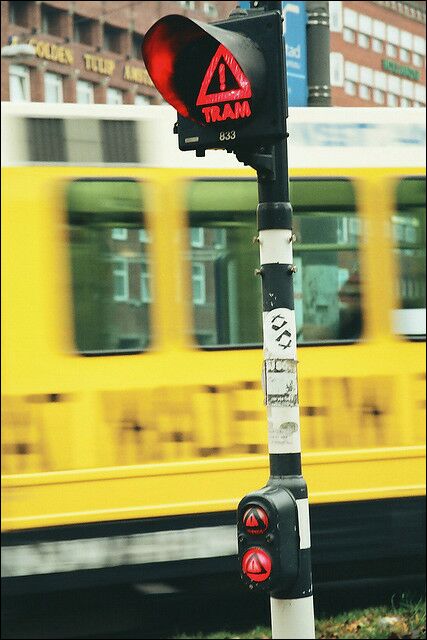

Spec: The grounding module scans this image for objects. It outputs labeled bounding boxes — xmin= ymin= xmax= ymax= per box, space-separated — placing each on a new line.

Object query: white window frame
xmin=373 ymin=88 xmax=384 ymax=104
xmin=329 ymin=1 xmax=343 ymax=33
xmin=191 ymin=227 xmax=204 ymax=248
xmin=399 ymin=48 xmax=410 ymax=63
xmin=330 ymin=52 xmax=344 ymax=87
xmin=374 ymin=70 xmax=387 ymax=90
xmin=134 ymin=94 xmax=150 ymax=105
xmin=343 ymin=7 xmax=357 ymax=29
xmin=107 ymin=87 xmax=123 ymax=105
xmin=344 ymin=80 xmax=356 ymax=96
xmin=343 ymin=27 xmax=355 ymax=44
xmin=412 ymin=52 xmax=423 ymax=68
xmin=192 ymin=262 xmax=206 ymax=306
xmin=113 ymin=258 xmax=129 ymax=302
xmin=357 ymin=32 xmax=370 ymax=49
xmin=386 ymin=42 xmax=398 ymax=58
xmin=77 ymin=79 xmax=94 ymax=104
xmin=344 ymin=61 xmax=358 ymax=82
xmin=373 ymin=19 xmax=386 ymax=40
xmin=387 ymin=93 xmax=398 ymax=107
xmin=372 ymin=37 xmax=383 ymax=54
xmin=358 ymin=84 xmax=371 ymax=101
xmin=9 ymin=64 xmax=31 ymax=102
xmin=203 ymin=2 xmax=218 ymax=18
xmin=44 ymin=71 xmax=63 ymax=103
xmin=180 ymin=1 xmax=195 ymax=9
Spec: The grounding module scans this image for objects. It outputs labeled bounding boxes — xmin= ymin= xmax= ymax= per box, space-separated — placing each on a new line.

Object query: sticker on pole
xmin=241 ymin=547 xmax=272 ymax=582
xmin=196 ymin=44 xmax=252 ymax=124
xmin=243 ymin=506 xmax=269 ymax=535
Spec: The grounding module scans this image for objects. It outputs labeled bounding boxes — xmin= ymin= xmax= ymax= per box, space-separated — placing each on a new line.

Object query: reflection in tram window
xmin=66 ymin=179 xmax=151 ymax=354
xmin=393 ymin=177 xmax=426 ymax=336
xmin=187 ymin=179 xmax=361 ymax=347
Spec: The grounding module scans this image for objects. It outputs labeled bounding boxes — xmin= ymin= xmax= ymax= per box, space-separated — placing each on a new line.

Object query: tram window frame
xmin=186 ymin=177 xmax=362 ymax=349
xmin=66 ymin=178 xmax=152 ymax=356
xmin=392 ymin=176 xmax=426 ymax=339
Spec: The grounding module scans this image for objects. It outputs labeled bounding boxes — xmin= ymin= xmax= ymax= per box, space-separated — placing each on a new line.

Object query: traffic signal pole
xmin=141 ymin=4 xmax=315 ymax=636
xmin=237 ymin=3 xmax=315 ymax=637
xmin=237 ymin=137 xmax=315 ymax=640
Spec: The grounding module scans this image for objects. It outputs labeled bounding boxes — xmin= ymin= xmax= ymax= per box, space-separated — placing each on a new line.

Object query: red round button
xmin=241 ymin=547 xmax=272 ymax=582
xmin=243 ymin=505 xmax=269 ymax=535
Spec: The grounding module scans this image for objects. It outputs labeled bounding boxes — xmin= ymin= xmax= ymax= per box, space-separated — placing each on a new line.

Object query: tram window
xmin=66 ymin=178 xmax=151 ymax=354
xmin=186 ymin=178 xmax=361 ymax=347
xmin=393 ymin=177 xmax=426 ymax=337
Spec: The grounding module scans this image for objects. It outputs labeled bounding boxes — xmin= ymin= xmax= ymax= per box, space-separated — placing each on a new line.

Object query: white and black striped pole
xmin=236 ymin=3 xmax=315 ymax=638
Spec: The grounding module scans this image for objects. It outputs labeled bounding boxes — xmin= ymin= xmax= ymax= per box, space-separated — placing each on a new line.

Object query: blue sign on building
xmin=238 ymin=1 xmax=308 ymax=106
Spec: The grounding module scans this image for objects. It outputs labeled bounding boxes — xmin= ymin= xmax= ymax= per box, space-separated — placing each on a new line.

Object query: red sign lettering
xmin=201 ymin=100 xmax=251 ymax=123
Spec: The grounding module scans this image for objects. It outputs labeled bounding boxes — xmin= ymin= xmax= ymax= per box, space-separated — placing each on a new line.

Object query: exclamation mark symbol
xmin=219 ymin=63 xmax=226 ymax=91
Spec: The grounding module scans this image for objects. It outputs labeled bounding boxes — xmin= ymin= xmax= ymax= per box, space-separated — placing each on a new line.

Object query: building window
xmin=343 ymin=27 xmax=355 ymax=44
xmin=77 ymin=80 xmax=94 ymax=104
xmin=9 ymin=1 xmax=30 ymax=27
xmin=180 ymin=1 xmax=196 ymax=9
xmin=132 ymin=33 xmax=144 ymax=60
xmin=107 ymin=87 xmax=123 ymax=104
xmin=399 ymin=48 xmax=410 ymax=63
xmin=374 ymin=70 xmax=387 ymax=91
xmin=192 ymin=263 xmax=206 ymax=305
xmin=112 ymin=228 xmax=128 ymax=240
xmin=203 ymin=2 xmax=218 ymax=18
xmin=373 ymin=88 xmax=384 ymax=104
xmin=104 ymin=25 xmax=123 ymax=53
xmin=330 ymin=52 xmax=344 ymax=87
xmin=358 ymin=33 xmax=370 ymax=49
xmin=140 ymin=262 xmax=152 ymax=303
xmin=412 ymin=52 xmax=423 ymax=67
xmin=113 ymin=259 xmax=129 ymax=301
xmin=359 ymin=84 xmax=371 ymax=100
xmin=9 ymin=64 xmax=31 ymax=102
xmin=387 ymin=93 xmax=398 ymax=107
xmin=139 ymin=229 xmax=150 ymax=243
xmin=344 ymin=80 xmax=357 ymax=96
xmin=44 ymin=72 xmax=63 ymax=103
xmin=41 ymin=4 xmax=62 ymax=37
xmin=329 ymin=1 xmax=343 ymax=32
xmin=135 ymin=94 xmax=150 ymax=105
xmin=386 ymin=43 xmax=398 ymax=58
xmin=191 ymin=227 xmax=204 ymax=247
xmin=73 ymin=15 xmax=93 ymax=45
xmin=372 ymin=38 xmax=383 ymax=54
xmin=400 ymin=97 xmax=412 ymax=107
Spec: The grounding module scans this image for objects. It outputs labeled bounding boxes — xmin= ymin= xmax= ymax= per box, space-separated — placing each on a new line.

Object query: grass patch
xmin=173 ymin=595 xmax=426 ymax=639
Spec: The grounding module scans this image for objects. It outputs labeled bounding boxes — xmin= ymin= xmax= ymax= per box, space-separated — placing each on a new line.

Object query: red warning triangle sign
xmin=196 ymin=44 xmax=252 ymax=107
xmin=246 ymin=551 xmax=268 ymax=575
xmin=246 ymin=513 xmax=259 ymax=528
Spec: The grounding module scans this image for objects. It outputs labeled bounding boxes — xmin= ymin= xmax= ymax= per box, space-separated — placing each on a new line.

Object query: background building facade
xmin=1 ymin=1 xmax=236 ymax=104
xmin=329 ymin=1 xmax=426 ymax=107
xmin=1 ymin=0 xmax=426 ymax=107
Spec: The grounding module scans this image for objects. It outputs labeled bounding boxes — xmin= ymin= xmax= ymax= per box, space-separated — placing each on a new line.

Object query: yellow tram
xmin=1 ymin=102 xmax=425 ymax=592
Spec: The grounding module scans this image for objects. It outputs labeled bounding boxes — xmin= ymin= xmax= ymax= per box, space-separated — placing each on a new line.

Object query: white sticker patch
xmin=263 ymin=308 xmax=296 ymax=360
xmin=264 ymin=359 xmax=298 ymax=407
xmin=267 ymin=405 xmax=301 ymax=453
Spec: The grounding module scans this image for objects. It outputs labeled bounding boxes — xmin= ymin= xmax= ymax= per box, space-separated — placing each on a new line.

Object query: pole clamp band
xmin=257 ymin=201 xmax=293 ymax=231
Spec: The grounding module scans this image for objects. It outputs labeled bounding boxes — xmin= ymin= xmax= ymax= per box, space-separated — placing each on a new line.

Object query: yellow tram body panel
xmin=2 ymin=163 xmax=425 ymax=531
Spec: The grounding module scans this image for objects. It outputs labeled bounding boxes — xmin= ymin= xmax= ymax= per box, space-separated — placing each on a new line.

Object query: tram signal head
xmin=142 ymin=9 xmax=287 ymax=153
xmin=237 ymin=486 xmax=299 ymax=594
